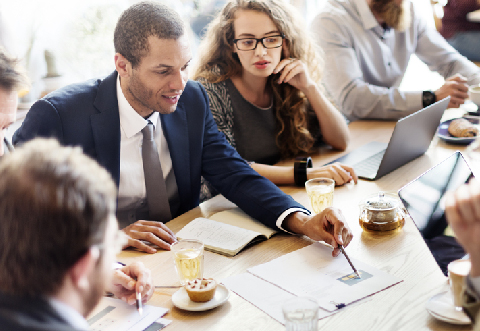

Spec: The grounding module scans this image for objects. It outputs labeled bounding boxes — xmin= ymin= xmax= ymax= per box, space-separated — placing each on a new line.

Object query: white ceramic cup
xmin=469 ymin=84 xmax=480 ymax=107
xmin=447 ymin=259 xmax=471 ymax=311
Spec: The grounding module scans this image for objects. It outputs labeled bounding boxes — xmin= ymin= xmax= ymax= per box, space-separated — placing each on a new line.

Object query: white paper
xmin=248 ymin=242 xmax=402 ymax=312
xmin=87 ymin=297 xmax=170 ymax=331
xmin=176 ymin=217 xmax=261 ymax=252
xmin=222 ymin=273 xmax=334 ymax=324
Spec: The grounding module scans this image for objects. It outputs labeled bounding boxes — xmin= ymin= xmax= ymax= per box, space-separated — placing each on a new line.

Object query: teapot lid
xmin=363 ymin=192 xmax=400 ymax=211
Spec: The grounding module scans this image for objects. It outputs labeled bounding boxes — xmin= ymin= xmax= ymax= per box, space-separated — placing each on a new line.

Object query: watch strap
xmin=294 ymin=157 xmax=313 ymax=187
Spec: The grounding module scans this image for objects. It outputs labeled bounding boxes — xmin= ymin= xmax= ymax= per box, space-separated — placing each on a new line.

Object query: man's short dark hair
xmin=114 ymin=1 xmax=185 ymax=67
xmin=0 ymin=47 xmax=28 ymax=91
xmin=0 ymin=139 xmax=117 ymax=297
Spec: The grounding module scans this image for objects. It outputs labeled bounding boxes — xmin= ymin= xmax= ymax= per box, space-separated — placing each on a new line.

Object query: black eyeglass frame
xmin=232 ymin=34 xmax=285 ymax=51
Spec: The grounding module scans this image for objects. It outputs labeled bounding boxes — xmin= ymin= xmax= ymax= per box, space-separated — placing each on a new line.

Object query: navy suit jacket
xmin=13 ymin=72 xmax=306 ymax=229
xmin=0 ymin=293 xmax=84 ymax=331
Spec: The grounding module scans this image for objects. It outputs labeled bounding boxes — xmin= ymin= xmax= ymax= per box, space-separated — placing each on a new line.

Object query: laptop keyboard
xmin=354 ymin=149 xmax=386 ymax=178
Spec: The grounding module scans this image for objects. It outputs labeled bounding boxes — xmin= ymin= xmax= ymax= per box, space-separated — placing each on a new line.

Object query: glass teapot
xmin=359 ymin=192 xmax=406 ymax=232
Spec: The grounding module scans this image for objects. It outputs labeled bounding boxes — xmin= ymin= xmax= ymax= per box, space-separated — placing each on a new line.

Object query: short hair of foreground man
xmin=0 ymin=138 xmax=117 ymax=297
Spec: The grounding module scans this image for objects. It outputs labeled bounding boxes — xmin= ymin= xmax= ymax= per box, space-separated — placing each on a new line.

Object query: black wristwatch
xmin=422 ymin=90 xmax=437 ymax=108
xmin=294 ymin=157 xmax=313 ymax=187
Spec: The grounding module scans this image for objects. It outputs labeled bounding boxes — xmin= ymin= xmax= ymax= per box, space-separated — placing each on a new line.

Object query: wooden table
xmin=118 ymin=108 xmax=473 ymax=331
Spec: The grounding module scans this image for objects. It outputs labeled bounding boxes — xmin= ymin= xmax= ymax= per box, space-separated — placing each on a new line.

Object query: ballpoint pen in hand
xmin=339 ymin=245 xmax=361 ymax=279
xmin=136 ymin=290 xmax=143 ymax=315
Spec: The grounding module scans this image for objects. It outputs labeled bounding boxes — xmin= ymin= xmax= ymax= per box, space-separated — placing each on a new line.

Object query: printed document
xmin=87 ymin=297 xmax=170 ymax=331
xmin=223 ymin=242 xmax=401 ymax=322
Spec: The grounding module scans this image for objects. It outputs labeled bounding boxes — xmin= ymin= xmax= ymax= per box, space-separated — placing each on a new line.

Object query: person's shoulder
xmin=312 ymin=0 xmax=356 ymax=33
xmin=316 ymin=0 xmax=352 ymax=20
xmin=179 ymin=80 xmax=209 ymax=106
xmin=39 ymin=72 xmax=115 ymax=112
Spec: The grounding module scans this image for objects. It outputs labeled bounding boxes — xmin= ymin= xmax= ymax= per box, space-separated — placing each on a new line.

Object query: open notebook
xmin=176 ymin=207 xmax=277 ymax=257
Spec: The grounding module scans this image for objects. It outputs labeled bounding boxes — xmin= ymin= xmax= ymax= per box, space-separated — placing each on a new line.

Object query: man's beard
xmin=371 ymin=0 xmax=411 ymax=32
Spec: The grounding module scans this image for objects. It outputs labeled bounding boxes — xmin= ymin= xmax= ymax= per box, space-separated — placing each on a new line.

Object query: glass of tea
xmin=305 ymin=178 xmax=335 ymax=214
xmin=171 ymin=239 xmax=204 ymax=285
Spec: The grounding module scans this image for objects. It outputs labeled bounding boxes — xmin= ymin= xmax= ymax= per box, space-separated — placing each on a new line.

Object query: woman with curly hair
xmin=194 ymin=0 xmax=356 ymax=199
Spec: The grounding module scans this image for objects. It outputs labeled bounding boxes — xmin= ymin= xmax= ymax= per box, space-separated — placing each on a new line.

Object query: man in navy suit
xmin=0 ymin=139 xmax=154 ymax=331
xmin=14 ymin=2 xmax=353 ymax=255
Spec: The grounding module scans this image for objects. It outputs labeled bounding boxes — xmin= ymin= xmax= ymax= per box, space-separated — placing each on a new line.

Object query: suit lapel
xmin=91 ymin=72 xmax=121 ymax=187
xmin=160 ymin=101 xmax=190 ymax=208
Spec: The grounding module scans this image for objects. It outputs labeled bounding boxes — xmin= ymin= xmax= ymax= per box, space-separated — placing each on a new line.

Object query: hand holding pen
xmin=107 ymin=261 xmax=154 ymax=309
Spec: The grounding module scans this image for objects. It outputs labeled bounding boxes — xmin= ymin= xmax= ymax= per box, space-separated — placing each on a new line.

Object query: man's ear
xmin=114 ymin=53 xmax=131 ymax=78
xmin=69 ymin=247 xmax=100 ymax=291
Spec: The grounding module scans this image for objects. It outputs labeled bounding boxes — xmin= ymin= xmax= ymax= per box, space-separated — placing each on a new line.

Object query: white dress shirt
xmin=48 ymin=297 xmax=90 ymax=330
xmin=312 ymin=0 xmax=480 ymax=121
xmin=116 ymin=76 xmax=175 ymax=213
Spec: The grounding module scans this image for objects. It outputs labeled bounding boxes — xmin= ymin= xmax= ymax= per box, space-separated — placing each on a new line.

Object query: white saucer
xmin=462 ymin=100 xmax=479 ymax=114
xmin=172 ymin=284 xmax=230 ymax=311
xmin=425 ymin=291 xmax=471 ymax=325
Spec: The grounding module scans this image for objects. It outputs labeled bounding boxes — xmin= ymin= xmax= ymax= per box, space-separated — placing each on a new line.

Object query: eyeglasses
xmin=233 ymin=34 xmax=285 ymax=51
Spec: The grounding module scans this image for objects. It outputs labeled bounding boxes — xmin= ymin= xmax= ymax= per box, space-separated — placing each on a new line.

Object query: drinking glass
xmin=171 ymin=239 xmax=204 ymax=285
xmin=305 ymin=178 xmax=335 ymax=214
xmin=282 ymin=297 xmax=319 ymax=331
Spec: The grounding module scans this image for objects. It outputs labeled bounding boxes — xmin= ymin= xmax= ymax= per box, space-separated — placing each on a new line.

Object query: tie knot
xmin=142 ymin=121 xmax=155 ymax=141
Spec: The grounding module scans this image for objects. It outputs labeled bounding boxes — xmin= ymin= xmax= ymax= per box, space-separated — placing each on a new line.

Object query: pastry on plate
xmin=185 ymin=278 xmax=217 ymax=302
xmin=448 ymin=118 xmax=478 ymax=137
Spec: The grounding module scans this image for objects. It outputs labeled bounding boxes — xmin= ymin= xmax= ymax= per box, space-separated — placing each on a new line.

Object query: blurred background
xmin=0 ymin=0 xmax=442 ymax=114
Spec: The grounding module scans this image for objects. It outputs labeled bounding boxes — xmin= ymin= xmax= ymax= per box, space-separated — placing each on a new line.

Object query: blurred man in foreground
xmin=0 ymin=139 xmax=153 ymax=331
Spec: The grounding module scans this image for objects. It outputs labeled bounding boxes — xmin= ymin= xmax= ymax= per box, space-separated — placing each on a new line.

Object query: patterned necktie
xmin=141 ymin=121 xmax=172 ymax=222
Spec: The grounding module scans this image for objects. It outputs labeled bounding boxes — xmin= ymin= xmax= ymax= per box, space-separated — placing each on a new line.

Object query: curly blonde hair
xmin=193 ymin=0 xmax=325 ymax=158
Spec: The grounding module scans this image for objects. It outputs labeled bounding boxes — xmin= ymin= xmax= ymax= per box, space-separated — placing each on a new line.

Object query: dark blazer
xmin=13 ymin=72 xmax=306 ymax=229
xmin=0 ymin=293 xmax=85 ymax=331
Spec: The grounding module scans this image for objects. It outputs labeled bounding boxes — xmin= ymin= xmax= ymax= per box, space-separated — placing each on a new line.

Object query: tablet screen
xmin=398 ymin=152 xmax=473 ymax=275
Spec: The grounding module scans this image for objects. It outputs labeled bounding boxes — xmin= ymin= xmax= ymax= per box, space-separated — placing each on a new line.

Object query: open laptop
xmin=330 ymin=97 xmax=450 ymax=180
xmin=398 ymin=151 xmax=473 ymax=276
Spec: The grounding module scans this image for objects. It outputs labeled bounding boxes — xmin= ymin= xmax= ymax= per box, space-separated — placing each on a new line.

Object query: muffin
xmin=185 ymin=278 xmax=217 ymax=302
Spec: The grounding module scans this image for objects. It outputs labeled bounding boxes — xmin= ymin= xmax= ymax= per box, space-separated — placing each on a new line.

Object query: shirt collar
xmin=116 ymin=75 xmax=159 ymax=138
xmin=353 ymin=0 xmax=380 ymax=31
xmin=47 ymin=297 xmax=90 ymax=330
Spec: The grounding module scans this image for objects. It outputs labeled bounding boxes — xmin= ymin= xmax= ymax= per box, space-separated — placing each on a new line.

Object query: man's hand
xmin=123 ymin=220 xmax=177 ymax=253
xmin=108 ymin=261 xmax=154 ymax=305
xmin=284 ymin=208 xmax=353 ymax=257
xmin=435 ymin=74 xmax=469 ymax=108
xmin=445 ymin=178 xmax=480 ymax=277
xmin=307 ymin=162 xmax=358 ymax=186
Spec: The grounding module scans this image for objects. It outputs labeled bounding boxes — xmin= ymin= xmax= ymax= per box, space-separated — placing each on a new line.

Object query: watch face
xmin=423 ymin=91 xmax=435 ymax=107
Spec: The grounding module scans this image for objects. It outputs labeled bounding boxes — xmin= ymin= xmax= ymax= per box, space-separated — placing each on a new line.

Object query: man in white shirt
xmin=0 ymin=48 xmax=26 ymax=159
xmin=312 ymin=0 xmax=480 ymax=121
xmin=0 ymin=139 xmax=154 ymax=331
xmin=14 ymin=2 xmax=353 ymax=256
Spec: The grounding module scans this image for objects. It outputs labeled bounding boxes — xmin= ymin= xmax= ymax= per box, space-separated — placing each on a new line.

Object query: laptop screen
xmin=398 ymin=152 xmax=473 ymax=276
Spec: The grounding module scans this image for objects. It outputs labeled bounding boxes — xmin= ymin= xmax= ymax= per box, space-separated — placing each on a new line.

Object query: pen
xmin=339 ymin=245 xmax=361 ymax=279
xmin=136 ymin=290 xmax=143 ymax=315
